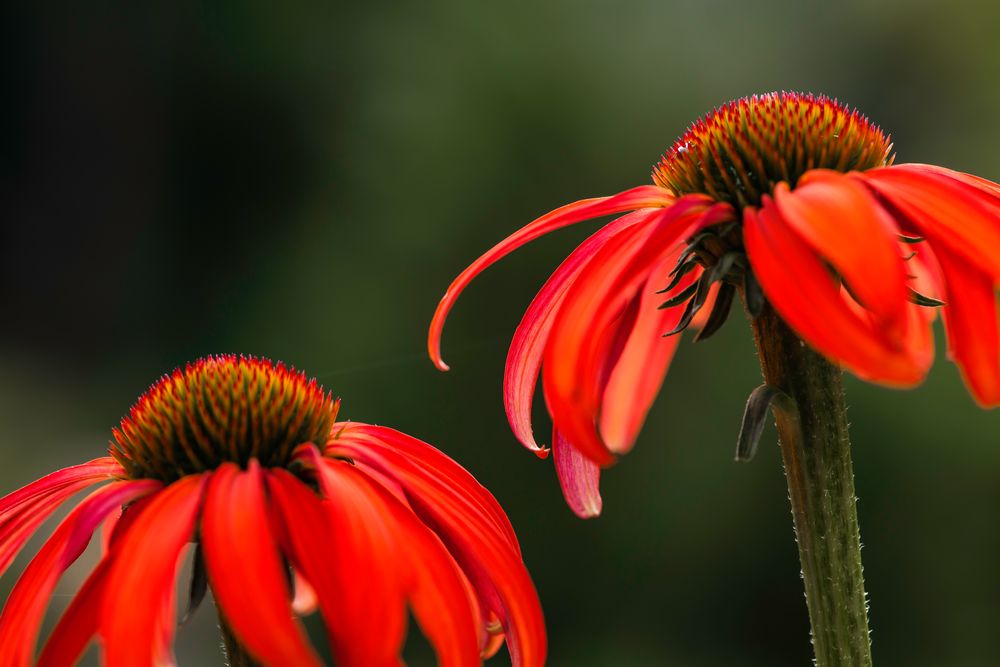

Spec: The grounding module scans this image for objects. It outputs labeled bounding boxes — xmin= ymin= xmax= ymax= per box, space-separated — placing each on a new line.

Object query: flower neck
xmin=749 ymin=303 xmax=872 ymax=667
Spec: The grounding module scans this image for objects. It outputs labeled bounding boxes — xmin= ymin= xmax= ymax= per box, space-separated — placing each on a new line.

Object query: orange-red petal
xmin=0 ymin=457 xmax=123 ymax=578
xmin=0 ymin=479 xmax=159 ymax=667
xmin=329 ymin=426 xmax=546 ymax=667
xmin=744 ymin=204 xmax=930 ymax=386
xmin=429 ymin=185 xmax=677 ymax=370
xmin=861 ymin=167 xmax=1000 ymax=282
xmin=329 ymin=423 xmax=519 ymax=551
xmin=504 ymin=209 xmax=658 ymax=455
xmin=202 ymin=461 xmax=322 ymax=667
xmin=889 ymin=163 xmax=1000 ymax=200
xmin=932 ymin=244 xmax=1000 ymax=406
xmin=774 ymin=174 xmax=909 ymax=338
xmin=101 ymin=474 xmax=207 ymax=667
xmin=37 ymin=557 xmax=115 ymax=667
xmin=598 ymin=252 xmax=694 ymax=455
xmin=269 ymin=465 xmax=406 ymax=667
xmin=543 ymin=197 xmax=722 ymax=466
xmin=310 ymin=453 xmax=480 ymax=667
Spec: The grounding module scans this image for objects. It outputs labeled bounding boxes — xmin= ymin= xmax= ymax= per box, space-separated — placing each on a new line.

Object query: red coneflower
xmin=428 ymin=91 xmax=1000 ymax=519
xmin=0 ymin=355 xmax=545 ymax=667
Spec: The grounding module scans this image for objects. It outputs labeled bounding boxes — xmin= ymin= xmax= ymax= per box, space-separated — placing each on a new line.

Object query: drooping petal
xmin=932 ymin=244 xmax=1000 ymax=406
xmin=102 ymin=474 xmax=207 ymax=667
xmin=552 ymin=429 xmax=601 ymax=519
xmin=598 ymin=251 xmax=695 ymax=455
xmin=328 ymin=423 xmax=519 ymax=552
xmin=37 ymin=557 xmax=115 ymax=667
xmin=861 ymin=167 xmax=1000 ymax=282
xmin=268 ymin=466 xmax=406 ymax=667
xmin=100 ymin=507 xmax=123 ymax=556
xmin=377 ymin=497 xmax=480 ymax=667
xmin=744 ymin=204 xmax=930 ymax=386
xmin=307 ymin=452 xmax=480 ymax=667
xmin=889 ymin=163 xmax=1000 ymax=200
xmin=774 ymin=174 xmax=909 ymax=338
xmin=41 ymin=493 xmax=163 ymax=666
xmin=201 ymin=462 xmax=322 ymax=667
xmin=0 ymin=479 xmax=160 ymax=667
xmin=429 ymin=185 xmax=677 ymax=370
xmin=505 ymin=209 xmax=659 ymax=455
xmin=0 ymin=457 xmax=123 ymax=578
xmin=152 ymin=573 xmax=180 ymax=667
xmin=543 ymin=196 xmax=726 ymax=467
xmin=329 ymin=426 xmax=546 ymax=667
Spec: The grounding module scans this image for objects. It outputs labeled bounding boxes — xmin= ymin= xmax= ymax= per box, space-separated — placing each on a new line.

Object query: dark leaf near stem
xmin=736 ymin=384 xmax=792 ymax=462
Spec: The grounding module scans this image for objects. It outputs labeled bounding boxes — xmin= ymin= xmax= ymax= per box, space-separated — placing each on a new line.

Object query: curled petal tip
xmin=533 ymin=448 xmax=550 ymax=460
xmin=427 ymin=335 xmax=451 ymax=371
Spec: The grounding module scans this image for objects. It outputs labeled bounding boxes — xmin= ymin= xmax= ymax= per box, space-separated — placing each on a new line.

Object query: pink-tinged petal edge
xmin=552 ymin=430 xmax=601 ymax=519
xmin=202 ymin=461 xmax=322 ymax=667
xmin=429 ymin=185 xmax=677 ymax=371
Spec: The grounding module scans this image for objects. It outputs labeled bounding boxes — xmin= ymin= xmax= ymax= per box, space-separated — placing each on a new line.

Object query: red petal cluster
xmin=429 ymin=162 xmax=1000 ymax=517
xmin=0 ymin=425 xmax=545 ymax=665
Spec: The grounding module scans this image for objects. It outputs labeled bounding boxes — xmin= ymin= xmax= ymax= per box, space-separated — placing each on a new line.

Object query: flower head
xmin=428 ymin=91 xmax=1000 ymax=517
xmin=0 ymin=355 xmax=545 ymax=666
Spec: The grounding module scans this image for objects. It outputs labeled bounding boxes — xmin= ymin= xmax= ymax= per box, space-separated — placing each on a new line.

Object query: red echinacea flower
xmin=428 ymin=91 xmax=1000 ymax=518
xmin=0 ymin=355 xmax=545 ymax=666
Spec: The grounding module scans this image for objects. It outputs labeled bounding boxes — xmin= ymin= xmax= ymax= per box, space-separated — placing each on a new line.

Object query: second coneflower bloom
xmin=429 ymin=91 xmax=1000 ymax=518
xmin=0 ymin=355 xmax=545 ymax=666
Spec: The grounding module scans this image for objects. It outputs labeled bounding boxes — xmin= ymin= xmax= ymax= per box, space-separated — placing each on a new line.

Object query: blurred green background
xmin=2 ymin=1 xmax=1000 ymax=665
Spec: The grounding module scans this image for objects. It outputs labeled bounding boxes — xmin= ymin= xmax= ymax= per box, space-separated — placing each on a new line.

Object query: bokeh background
xmin=3 ymin=1 xmax=1000 ymax=665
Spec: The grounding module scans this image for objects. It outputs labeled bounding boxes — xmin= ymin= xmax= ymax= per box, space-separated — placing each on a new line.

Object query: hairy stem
xmin=750 ymin=304 xmax=873 ymax=667
xmin=216 ymin=602 xmax=261 ymax=667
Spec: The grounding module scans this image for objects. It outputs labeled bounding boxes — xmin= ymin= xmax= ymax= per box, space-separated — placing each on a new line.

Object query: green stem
xmin=750 ymin=304 xmax=873 ymax=667
xmin=216 ymin=601 xmax=262 ymax=667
